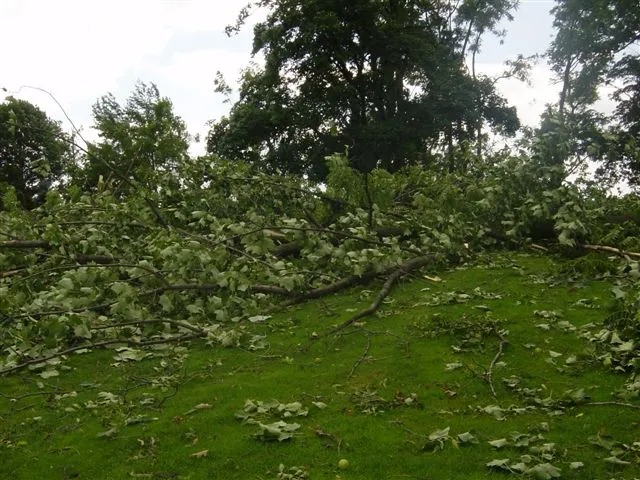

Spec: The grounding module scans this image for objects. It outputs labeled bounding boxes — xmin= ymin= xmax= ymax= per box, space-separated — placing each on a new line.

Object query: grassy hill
xmin=2 ymin=252 xmax=638 ymax=479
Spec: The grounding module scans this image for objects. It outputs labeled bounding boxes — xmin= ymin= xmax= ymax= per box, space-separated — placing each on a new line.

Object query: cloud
xmin=0 ymin=0 xmax=259 ymax=137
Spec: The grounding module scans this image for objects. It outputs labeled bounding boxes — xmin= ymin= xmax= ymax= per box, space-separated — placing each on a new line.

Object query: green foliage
xmin=0 ymin=96 xmax=71 ymax=209
xmin=208 ymin=0 xmax=519 ymax=178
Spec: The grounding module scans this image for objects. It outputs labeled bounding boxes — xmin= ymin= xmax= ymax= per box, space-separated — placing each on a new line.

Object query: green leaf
xmin=428 ymin=427 xmax=450 ymax=441
xmin=526 ymin=463 xmax=561 ymax=479
xmin=57 ymin=277 xmax=74 ymax=290
xmin=73 ymin=323 xmax=92 ymax=339
xmin=159 ymin=293 xmax=173 ymax=312
xmin=254 ymin=421 xmax=300 ymax=442
xmin=39 ymin=369 xmax=59 ymax=379
xmin=457 ymin=432 xmax=478 ymax=445
xmin=488 ymin=438 xmax=508 ymax=448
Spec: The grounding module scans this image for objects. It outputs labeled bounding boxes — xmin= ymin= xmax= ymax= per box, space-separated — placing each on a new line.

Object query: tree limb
xmin=582 ymin=244 xmax=640 ymax=259
xmin=322 ymin=255 xmax=432 ymax=337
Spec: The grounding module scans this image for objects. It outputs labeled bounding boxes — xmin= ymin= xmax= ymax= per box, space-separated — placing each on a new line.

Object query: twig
xmin=348 ymin=332 xmax=372 ymax=378
xmin=486 ymin=330 xmax=508 ymax=399
xmin=530 ymin=243 xmax=548 ymax=252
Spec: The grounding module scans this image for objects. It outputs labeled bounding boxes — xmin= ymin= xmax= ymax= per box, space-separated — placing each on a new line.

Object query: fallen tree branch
xmin=89 ymin=318 xmax=205 ymax=334
xmin=283 ymin=271 xmax=381 ymax=306
xmin=140 ymin=283 xmax=288 ymax=297
xmin=0 ymin=240 xmax=50 ymax=249
xmin=322 ymin=255 xmax=432 ymax=337
xmin=348 ymin=332 xmax=372 ymax=378
xmin=530 ymin=243 xmax=549 ymax=252
xmin=486 ymin=330 xmax=508 ymax=399
xmin=582 ymin=244 xmax=640 ymax=259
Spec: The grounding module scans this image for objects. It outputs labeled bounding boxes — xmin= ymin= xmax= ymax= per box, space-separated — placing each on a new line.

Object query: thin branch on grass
xmin=348 ymin=331 xmax=372 ymax=378
xmin=486 ymin=329 xmax=508 ymax=399
xmin=363 ymin=328 xmax=410 ymax=353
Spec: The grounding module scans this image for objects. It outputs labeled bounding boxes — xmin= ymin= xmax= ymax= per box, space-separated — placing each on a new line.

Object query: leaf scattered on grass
xmin=254 ymin=421 xmax=300 ymax=442
xmin=190 ymin=449 xmax=209 ymax=458
xmin=184 ymin=403 xmax=212 ymax=415
xmin=486 ymin=458 xmax=511 ymax=470
xmin=488 ymin=438 xmax=508 ymax=448
xmin=526 ymin=462 xmax=561 ymax=479
xmin=457 ymin=432 xmax=479 ymax=445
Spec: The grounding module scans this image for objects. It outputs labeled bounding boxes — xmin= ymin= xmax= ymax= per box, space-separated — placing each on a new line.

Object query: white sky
xmin=0 ymin=0 xmax=594 ymax=156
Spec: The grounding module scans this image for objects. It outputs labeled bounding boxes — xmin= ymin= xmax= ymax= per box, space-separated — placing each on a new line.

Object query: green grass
xmin=2 ymin=252 xmax=639 ymax=479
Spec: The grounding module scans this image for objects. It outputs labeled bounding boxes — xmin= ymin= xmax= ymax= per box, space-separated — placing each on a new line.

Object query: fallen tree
xmin=2 ymin=156 xmax=639 ymax=377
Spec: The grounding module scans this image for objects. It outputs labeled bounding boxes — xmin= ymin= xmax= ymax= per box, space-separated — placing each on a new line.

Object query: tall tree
xmin=0 ymin=97 xmax=70 ymax=209
xmin=546 ymin=0 xmax=640 ymax=185
xmin=79 ymin=82 xmax=190 ymax=192
xmin=208 ymin=0 xmax=519 ymax=179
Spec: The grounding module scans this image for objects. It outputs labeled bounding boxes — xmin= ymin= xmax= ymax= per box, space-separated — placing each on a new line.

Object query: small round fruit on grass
xmin=338 ymin=459 xmax=349 ymax=470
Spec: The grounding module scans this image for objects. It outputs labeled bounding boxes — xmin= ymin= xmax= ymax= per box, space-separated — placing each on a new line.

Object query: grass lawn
xmin=1 ymin=252 xmax=639 ymax=479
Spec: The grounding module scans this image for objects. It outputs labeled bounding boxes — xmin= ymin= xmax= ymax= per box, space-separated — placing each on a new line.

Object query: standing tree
xmin=0 ymin=97 xmax=70 ymax=209
xmin=545 ymin=0 xmax=640 ymax=186
xmin=208 ymin=0 xmax=520 ymax=179
xmin=79 ymin=82 xmax=190 ymax=193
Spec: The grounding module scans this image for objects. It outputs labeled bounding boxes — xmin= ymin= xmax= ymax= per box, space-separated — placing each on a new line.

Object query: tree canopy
xmin=0 ymin=97 xmax=69 ymax=209
xmin=207 ymin=0 xmax=520 ymax=178
xmin=78 ymin=82 xmax=190 ymax=193
xmin=545 ymin=0 xmax=640 ymax=186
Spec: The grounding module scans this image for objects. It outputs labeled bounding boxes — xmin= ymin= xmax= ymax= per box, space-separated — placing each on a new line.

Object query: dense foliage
xmin=0 ymin=97 xmax=70 ymax=209
xmin=208 ymin=0 xmax=519 ymax=178
xmin=2 ymin=147 xmax=640 ymax=377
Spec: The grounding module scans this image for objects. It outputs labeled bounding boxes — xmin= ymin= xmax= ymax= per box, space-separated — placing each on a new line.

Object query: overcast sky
xmin=0 ymin=0 xmax=564 ymax=155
